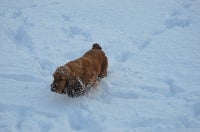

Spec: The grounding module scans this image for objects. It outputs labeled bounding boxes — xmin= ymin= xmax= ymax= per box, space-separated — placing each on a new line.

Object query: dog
xmin=51 ymin=43 xmax=108 ymax=97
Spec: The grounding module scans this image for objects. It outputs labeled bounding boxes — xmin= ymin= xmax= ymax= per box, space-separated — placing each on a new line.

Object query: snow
xmin=0 ymin=0 xmax=200 ymax=131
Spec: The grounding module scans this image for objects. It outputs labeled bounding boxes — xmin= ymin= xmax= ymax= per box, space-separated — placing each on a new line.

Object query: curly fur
xmin=51 ymin=43 xmax=108 ymax=97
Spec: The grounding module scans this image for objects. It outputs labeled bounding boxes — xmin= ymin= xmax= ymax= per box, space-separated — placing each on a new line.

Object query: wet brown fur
xmin=51 ymin=43 xmax=108 ymax=97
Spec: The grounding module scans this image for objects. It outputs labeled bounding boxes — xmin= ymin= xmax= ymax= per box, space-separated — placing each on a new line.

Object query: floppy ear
xmin=68 ymin=78 xmax=85 ymax=90
xmin=67 ymin=78 xmax=86 ymax=97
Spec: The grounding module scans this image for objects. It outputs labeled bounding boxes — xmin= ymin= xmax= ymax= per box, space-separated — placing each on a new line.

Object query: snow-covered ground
xmin=1 ymin=0 xmax=200 ymax=131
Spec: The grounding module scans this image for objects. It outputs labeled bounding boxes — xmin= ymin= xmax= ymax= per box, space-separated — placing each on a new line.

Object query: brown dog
xmin=51 ymin=43 xmax=108 ymax=97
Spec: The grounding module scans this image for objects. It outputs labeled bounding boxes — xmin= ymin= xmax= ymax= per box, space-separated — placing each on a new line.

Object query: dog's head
xmin=51 ymin=66 xmax=86 ymax=97
xmin=51 ymin=66 xmax=70 ymax=94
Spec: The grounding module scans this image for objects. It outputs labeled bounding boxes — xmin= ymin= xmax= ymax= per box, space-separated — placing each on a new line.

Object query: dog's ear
xmin=67 ymin=78 xmax=86 ymax=97
xmin=68 ymin=78 xmax=85 ymax=90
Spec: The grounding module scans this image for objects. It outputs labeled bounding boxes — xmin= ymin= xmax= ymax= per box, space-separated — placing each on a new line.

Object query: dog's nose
xmin=51 ymin=83 xmax=57 ymax=91
xmin=51 ymin=87 xmax=56 ymax=92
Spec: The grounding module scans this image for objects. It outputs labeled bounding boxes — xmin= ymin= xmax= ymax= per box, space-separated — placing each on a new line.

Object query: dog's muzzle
xmin=51 ymin=83 xmax=57 ymax=92
xmin=51 ymin=83 xmax=66 ymax=94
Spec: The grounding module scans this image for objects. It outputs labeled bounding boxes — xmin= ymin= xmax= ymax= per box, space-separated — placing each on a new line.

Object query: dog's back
xmin=83 ymin=43 xmax=108 ymax=79
xmin=58 ymin=43 xmax=108 ymax=97
xmin=83 ymin=43 xmax=105 ymax=60
xmin=67 ymin=43 xmax=107 ymax=81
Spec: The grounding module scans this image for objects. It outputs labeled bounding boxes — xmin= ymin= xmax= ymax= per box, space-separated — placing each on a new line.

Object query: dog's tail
xmin=92 ymin=43 xmax=102 ymax=50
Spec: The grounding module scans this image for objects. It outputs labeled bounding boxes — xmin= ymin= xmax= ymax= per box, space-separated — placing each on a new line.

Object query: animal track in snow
xmin=38 ymin=59 xmax=55 ymax=74
xmin=164 ymin=3 xmax=192 ymax=29
xmin=62 ymin=26 xmax=92 ymax=41
xmin=193 ymin=102 xmax=200 ymax=119
xmin=0 ymin=103 xmax=57 ymax=132
xmin=159 ymin=77 xmax=184 ymax=96
xmin=22 ymin=17 xmax=35 ymax=27
xmin=138 ymin=39 xmax=152 ymax=51
xmin=0 ymin=73 xmax=43 ymax=82
xmin=62 ymin=15 xmax=71 ymax=22
xmin=6 ymin=26 xmax=34 ymax=53
xmin=67 ymin=106 xmax=102 ymax=131
xmin=119 ymin=52 xmax=134 ymax=63
xmin=132 ymin=34 xmax=153 ymax=52
xmin=164 ymin=18 xmax=191 ymax=29
xmin=111 ymin=91 xmax=139 ymax=100
xmin=11 ymin=10 xmax=22 ymax=19
xmin=138 ymin=85 xmax=170 ymax=97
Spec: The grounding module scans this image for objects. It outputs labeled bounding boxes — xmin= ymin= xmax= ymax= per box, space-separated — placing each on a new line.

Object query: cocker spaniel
xmin=51 ymin=43 xmax=108 ymax=97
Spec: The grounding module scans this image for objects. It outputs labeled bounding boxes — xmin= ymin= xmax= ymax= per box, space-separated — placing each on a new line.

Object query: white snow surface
xmin=0 ymin=0 xmax=200 ymax=132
